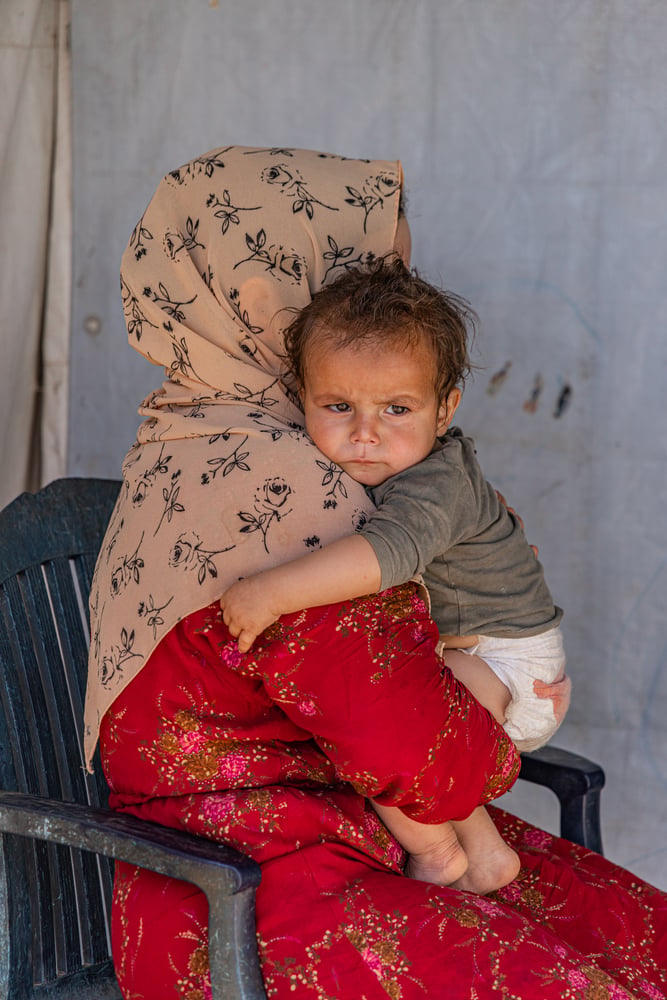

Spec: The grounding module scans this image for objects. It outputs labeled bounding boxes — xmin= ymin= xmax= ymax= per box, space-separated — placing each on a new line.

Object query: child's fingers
xmin=237 ymin=629 xmax=256 ymax=653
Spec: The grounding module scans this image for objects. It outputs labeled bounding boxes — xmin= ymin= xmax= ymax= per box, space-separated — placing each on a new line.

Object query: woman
xmin=86 ymin=145 xmax=667 ymax=999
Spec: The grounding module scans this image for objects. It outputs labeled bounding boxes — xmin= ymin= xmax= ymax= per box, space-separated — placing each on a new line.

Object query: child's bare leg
xmin=443 ymin=649 xmax=511 ymax=725
xmin=443 ymin=651 xmax=519 ymax=893
xmin=450 ymin=806 xmax=520 ymax=895
xmin=372 ymin=801 xmax=468 ymax=885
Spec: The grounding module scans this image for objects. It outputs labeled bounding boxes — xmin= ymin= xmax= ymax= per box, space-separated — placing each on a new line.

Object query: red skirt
xmin=100 ymin=595 xmax=667 ymax=999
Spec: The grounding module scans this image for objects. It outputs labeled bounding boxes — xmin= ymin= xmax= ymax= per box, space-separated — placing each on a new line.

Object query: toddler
xmin=220 ymin=256 xmax=569 ymax=894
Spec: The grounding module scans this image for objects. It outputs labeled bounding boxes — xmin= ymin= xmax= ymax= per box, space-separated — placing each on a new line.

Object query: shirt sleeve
xmin=361 ymin=447 xmax=473 ymax=591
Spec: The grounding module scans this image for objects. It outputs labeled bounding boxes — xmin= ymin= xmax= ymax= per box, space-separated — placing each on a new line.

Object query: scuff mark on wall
xmin=487 ymin=361 xmax=512 ymax=396
xmin=554 ymin=383 xmax=571 ymax=418
xmin=523 ymin=373 xmax=544 ymax=413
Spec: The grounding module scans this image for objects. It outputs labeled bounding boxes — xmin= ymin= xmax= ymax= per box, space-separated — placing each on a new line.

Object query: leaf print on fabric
xmin=109 ymin=533 xmax=145 ymax=598
xmin=201 ymin=263 xmax=214 ymax=291
xmin=214 ymin=378 xmax=283 ymax=413
xmin=201 ymin=434 xmax=250 ymax=485
xmin=99 ymin=627 xmax=142 ymax=688
xmin=345 ymin=171 xmax=401 ymax=232
xmin=322 ymin=234 xmax=377 ymax=283
xmin=142 ymin=281 xmax=197 ymax=325
xmin=121 ymin=277 xmax=158 ymax=343
xmin=131 ymin=444 xmax=173 ymax=506
xmin=316 ymin=459 xmax=348 ymax=509
xmin=168 ymin=531 xmax=235 ymax=584
xmin=127 ymin=212 xmax=153 ymax=261
xmin=154 ymin=471 xmax=185 ymax=536
xmin=206 ymin=190 xmax=261 ymax=235
xmin=261 ymin=162 xmax=338 ymax=220
xmin=137 ymin=594 xmax=174 ymax=640
xmin=237 ymin=477 xmax=294 ymax=553
xmin=163 ymin=216 xmax=204 ymax=260
xmin=167 ymin=148 xmax=232 ymax=185
xmin=166 ymin=333 xmax=204 ymax=383
xmin=233 ymin=228 xmax=306 ymax=284
xmin=229 ymin=286 xmax=264 ymax=360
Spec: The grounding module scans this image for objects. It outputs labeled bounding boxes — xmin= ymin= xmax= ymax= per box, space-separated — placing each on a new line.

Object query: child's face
xmin=301 ymin=336 xmax=460 ymax=488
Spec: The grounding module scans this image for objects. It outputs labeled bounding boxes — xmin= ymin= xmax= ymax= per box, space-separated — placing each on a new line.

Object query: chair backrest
xmin=0 ymin=478 xmax=122 ymax=998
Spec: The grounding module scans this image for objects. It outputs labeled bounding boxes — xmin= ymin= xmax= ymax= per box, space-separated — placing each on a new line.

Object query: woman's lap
xmin=100 ymin=603 xmax=667 ymax=999
xmin=111 ymin=837 xmax=667 ymax=999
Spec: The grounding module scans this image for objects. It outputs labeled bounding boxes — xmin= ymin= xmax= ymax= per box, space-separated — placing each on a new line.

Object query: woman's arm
xmin=220 ymin=533 xmax=382 ymax=651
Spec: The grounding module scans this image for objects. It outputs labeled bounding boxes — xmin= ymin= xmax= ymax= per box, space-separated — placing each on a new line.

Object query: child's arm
xmin=220 ymin=534 xmax=382 ymax=651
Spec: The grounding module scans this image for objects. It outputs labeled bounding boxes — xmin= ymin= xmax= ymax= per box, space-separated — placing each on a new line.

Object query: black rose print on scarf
xmin=132 ymin=444 xmax=173 ymax=507
xmin=164 ymin=217 xmax=204 ymax=260
xmin=345 ymin=171 xmax=401 ymax=232
xmin=99 ymin=627 xmax=142 ymax=689
xmin=168 ymin=531 xmax=235 ymax=585
xmin=233 ymin=229 xmax=306 ymax=284
xmin=261 ymin=162 xmax=338 ymax=219
xmin=237 ymin=477 xmax=294 ymax=553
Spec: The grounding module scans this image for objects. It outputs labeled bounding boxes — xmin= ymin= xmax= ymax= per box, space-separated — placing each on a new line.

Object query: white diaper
xmin=464 ymin=626 xmax=569 ymax=753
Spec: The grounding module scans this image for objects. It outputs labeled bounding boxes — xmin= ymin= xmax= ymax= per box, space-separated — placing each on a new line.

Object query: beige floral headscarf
xmin=84 ymin=145 xmax=403 ymax=768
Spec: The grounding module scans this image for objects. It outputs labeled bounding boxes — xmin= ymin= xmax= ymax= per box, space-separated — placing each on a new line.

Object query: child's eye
xmin=387 ymin=404 xmax=409 ymax=416
xmin=328 ymin=402 xmax=351 ymax=413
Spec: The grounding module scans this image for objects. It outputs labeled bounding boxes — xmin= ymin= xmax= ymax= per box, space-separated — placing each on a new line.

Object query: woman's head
xmin=120 ymin=146 xmax=405 ymax=393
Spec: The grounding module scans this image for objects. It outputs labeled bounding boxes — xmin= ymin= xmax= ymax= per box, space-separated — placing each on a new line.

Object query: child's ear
xmin=437 ymin=388 xmax=462 ymax=433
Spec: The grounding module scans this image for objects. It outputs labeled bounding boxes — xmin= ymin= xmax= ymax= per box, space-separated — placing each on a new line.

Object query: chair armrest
xmin=0 ymin=792 xmax=267 ymax=1000
xmin=519 ymin=745 xmax=605 ymax=854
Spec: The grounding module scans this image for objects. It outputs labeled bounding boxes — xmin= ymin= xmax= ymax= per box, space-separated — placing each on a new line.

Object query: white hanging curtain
xmin=0 ymin=0 xmax=71 ymax=510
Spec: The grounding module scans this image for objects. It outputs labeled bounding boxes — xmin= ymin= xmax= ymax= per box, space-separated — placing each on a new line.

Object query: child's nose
xmin=351 ymin=413 xmax=379 ymax=444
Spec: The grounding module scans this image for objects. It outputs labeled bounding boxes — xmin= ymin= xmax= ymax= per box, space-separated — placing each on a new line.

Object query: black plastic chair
xmin=0 ymin=479 xmax=266 ymax=999
xmin=0 ymin=478 xmax=605 ymax=998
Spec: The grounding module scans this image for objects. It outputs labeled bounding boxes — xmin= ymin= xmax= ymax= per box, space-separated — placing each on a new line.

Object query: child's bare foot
xmin=450 ymin=806 xmax=520 ymax=895
xmin=450 ymin=837 xmax=520 ymax=895
xmin=405 ymin=825 xmax=469 ymax=886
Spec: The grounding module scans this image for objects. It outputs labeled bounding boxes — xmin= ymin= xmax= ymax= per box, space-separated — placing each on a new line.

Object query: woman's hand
xmin=220 ymin=576 xmax=282 ymax=653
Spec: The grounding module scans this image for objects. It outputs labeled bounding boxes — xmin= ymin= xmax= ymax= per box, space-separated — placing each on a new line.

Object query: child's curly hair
xmin=284 ymin=255 xmax=476 ymax=400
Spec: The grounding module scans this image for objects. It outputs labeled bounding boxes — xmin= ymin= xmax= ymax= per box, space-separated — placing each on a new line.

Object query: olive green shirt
xmin=362 ymin=427 xmax=562 ymax=638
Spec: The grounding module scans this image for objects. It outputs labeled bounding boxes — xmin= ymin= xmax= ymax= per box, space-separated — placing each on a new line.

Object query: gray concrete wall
xmin=68 ymin=0 xmax=667 ymax=888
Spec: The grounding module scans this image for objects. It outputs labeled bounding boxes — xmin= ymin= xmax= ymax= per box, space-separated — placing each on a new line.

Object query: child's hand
xmin=220 ymin=576 xmax=281 ymax=653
